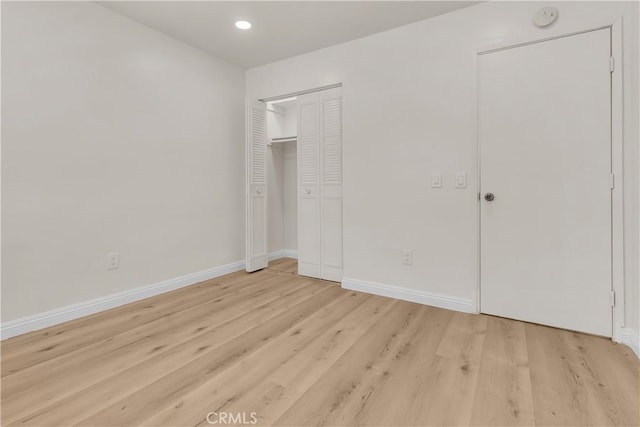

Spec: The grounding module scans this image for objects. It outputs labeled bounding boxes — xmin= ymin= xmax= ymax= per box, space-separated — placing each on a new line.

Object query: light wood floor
xmin=2 ymin=258 xmax=638 ymax=426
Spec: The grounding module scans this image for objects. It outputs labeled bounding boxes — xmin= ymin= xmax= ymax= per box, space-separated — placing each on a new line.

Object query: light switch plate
xmin=431 ymin=172 xmax=442 ymax=188
xmin=456 ymin=172 xmax=467 ymax=188
xmin=402 ymin=249 xmax=413 ymax=265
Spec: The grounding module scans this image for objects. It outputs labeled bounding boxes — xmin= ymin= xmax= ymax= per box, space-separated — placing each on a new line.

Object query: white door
xmin=297 ymin=87 xmax=343 ymax=281
xmin=246 ymin=101 xmax=268 ymax=272
xmin=479 ymin=29 xmax=612 ymax=336
xmin=319 ymin=88 xmax=343 ymax=282
xmin=297 ymin=94 xmax=321 ymax=278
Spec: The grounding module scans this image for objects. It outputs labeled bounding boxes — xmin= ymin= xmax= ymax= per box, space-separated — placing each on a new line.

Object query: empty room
xmin=1 ymin=1 xmax=639 ymax=426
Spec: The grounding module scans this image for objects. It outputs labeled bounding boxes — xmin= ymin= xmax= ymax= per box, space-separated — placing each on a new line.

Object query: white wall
xmin=282 ymin=104 xmax=298 ymax=138
xmin=1 ymin=2 xmax=245 ymax=322
xmin=246 ymin=2 xmax=639 ymax=339
xmin=266 ymin=105 xmax=285 ymax=253
xmin=266 ymin=104 xmax=287 ymax=139
xmin=266 ymin=145 xmax=285 ymax=253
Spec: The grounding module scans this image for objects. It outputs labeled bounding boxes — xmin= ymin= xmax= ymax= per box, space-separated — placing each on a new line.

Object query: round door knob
xmin=484 ymin=193 xmax=495 ymax=202
xmin=305 ymin=189 xmax=311 ymax=195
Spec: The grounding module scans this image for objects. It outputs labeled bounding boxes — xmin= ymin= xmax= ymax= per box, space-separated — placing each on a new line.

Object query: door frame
xmin=246 ymin=83 xmax=344 ymax=273
xmin=475 ymin=20 xmax=625 ymax=342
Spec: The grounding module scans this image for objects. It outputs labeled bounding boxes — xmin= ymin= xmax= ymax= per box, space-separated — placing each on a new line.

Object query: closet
xmin=266 ymin=97 xmax=298 ymax=265
xmin=246 ymin=86 xmax=343 ymax=282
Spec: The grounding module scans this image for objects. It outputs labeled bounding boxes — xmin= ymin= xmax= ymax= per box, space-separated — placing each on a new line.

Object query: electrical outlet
xmin=402 ymin=249 xmax=413 ymax=265
xmin=106 ymin=252 xmax=119 ymax=270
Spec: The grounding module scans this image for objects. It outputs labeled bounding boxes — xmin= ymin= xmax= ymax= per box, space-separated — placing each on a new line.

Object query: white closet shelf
xmin=269 ymin=136 xmax=297 ymax=145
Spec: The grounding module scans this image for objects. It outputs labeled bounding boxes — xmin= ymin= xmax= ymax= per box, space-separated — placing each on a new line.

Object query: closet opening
xmin=265 ymin=97 xmax=299 ymax=269
xmin=246 ymin=85 xmax=343 ymax=282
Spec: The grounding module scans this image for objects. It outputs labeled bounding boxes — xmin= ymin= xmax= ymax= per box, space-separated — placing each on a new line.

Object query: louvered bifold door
xmin=319 ymin=88 xmax=343 ymax=281
xmin=297 ymin=94 xmax=321 ymax=278
xmin=246 ymin=101 xmax=268 ymax=272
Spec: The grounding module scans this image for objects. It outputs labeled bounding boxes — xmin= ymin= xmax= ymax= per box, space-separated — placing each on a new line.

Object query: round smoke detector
xmin=534 ymin=7 xmax=558 ymax=28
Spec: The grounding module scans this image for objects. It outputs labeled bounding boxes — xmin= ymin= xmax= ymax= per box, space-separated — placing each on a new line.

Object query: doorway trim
xmin=247 ymin=83 xmax=345 ymax=279
xmin=475 ymin=20 xmax=625 ymax=342
xmin=259 ymin=83 xmax=343 ymax=103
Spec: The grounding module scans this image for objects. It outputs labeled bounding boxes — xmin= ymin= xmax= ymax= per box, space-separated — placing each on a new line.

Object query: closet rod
xmin=259 ymin=83 xmax=342 ymax=103
xmin=266 ymin=105 xmax=286 ymax=116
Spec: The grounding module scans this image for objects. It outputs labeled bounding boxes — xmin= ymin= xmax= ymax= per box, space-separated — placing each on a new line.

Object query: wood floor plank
xmin=209 ymin=296 xmax=399 ymax=427
xmin=272 ymin=300 xmax=425 ymax=426
xmin=1 ymin=269 xmax=271 ymax=375
xmin=10 ymin=278 xmax=333 ymax=426
xmin=470 ymin=315 xmax=534 ymax=426
xmin=569 ymin=331 xmax=640 ymax=426
xmin=527 ymin=322 xmax=639 ymax=427
xmin=75 ymin=284 xmax=343 ymax=426
xmin=0 ymin=269 xmax=247 ymax=353
xmin=311 ymin=304 xmax=443 ymax=427
xmin=346 ymin=305 xmax=454 ymax=426
xmin=527 ymin=323 xmax=602 ymax=426
xmin=138 ymin=290 xmax=372 ymax=426
xmin=190 ymin=294 xmax=399 ymax=427
xmin=403 ymin=311 xmax=487 ymax=426
xmin=3 ymin=270 xmax=294 ymax=386
xmin=1 ymin=272 xmax=305 ymax=423
xmin=2 ymin=262 xmax=638 ymax=427
xmin=1 ymin=270 xmax=247 ymax=354
xmin=268 ymin=258 xmax=298 ymax=274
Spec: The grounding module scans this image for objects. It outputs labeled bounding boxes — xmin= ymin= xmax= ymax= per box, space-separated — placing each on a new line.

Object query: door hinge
xmin=478 ymin=192 xmax=481 ymax=201
xmin=610 ymin=290 xmax=616 ymax=307
xmin=610 ymin=173 xmax=615 ymax=189
xmin=610 ymin=57 xmax=615 ymax=73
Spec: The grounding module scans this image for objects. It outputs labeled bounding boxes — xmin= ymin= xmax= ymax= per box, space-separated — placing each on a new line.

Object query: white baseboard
xmin=1 ymin=260 xmax=246 ymax=340
xmin=342 ymin=277 xmax=474 ymax=314
xmin=268 ymin=249 xmax=298 ymax=261
xmin=620 ymin=328 xmax=640 ymax=359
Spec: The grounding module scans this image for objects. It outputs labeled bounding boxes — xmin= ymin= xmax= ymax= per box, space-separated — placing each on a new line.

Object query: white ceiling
xmin=99 ymin=1 xmax=480 ymax=69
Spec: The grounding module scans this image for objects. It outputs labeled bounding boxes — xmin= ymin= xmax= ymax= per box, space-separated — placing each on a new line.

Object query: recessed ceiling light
xmin=235 ymin=20 xmax=252 ymax=30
